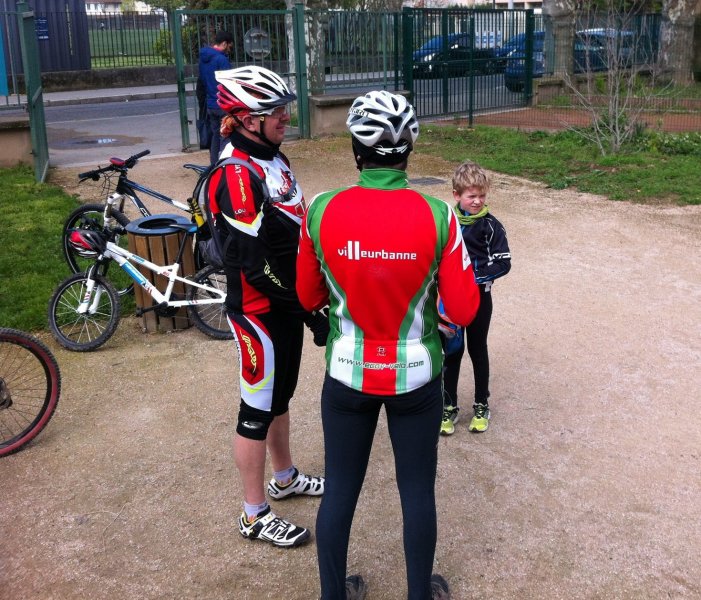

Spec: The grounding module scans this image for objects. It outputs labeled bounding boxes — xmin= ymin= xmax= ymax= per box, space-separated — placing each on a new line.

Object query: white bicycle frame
xmin=76 ymin=239 xmax=226 ymax=315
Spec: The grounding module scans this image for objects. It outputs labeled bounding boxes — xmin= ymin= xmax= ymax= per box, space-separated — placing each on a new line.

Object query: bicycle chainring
xmin=155 ymin=294 xmax=183 ymax=318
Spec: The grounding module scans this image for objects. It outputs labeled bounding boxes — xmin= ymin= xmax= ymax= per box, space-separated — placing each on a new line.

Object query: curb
xmin=43 ymin=89 xmax=188 ymax=108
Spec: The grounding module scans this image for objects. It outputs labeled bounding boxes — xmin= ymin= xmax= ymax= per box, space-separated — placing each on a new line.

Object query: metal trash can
xmin=125 ymin=214 xmax=196 ymax=333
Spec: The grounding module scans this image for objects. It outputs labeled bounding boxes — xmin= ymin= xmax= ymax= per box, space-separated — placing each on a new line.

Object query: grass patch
xmin=91 ymin=56 xmax=170 ymax=69
xmin=0 ymin=167 xmax=81 ymax=331
xmin=417 ymin=125 xmax=701 ymax=205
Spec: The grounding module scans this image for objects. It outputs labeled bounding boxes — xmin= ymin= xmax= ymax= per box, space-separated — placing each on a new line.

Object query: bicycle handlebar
xmin=78 ymin=149 xmax=151 ymax=181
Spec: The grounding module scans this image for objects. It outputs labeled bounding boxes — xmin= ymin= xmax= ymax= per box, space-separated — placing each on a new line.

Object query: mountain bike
xmin=63 ymin=149 xmax=210 ymax=296
xmin=49 ymin=196 xmax=231 ymax=352
xmin=0 ymin=328 xmax=61 ymax=457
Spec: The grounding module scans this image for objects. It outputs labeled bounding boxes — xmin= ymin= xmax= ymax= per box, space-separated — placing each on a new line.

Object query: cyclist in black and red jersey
xmin=296 ymin=91 xmax=481 ymax=600
xmin=205 ymin=66 xmax=328 ymax=549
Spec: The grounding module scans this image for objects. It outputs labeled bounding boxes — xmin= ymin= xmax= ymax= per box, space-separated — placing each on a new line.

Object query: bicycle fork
xmin=77 ymin=272 xmax=106 ymax=316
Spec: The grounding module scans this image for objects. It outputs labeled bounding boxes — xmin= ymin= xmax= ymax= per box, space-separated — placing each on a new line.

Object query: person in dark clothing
xmin=198 ymin=30 xmax=233 ymax=165
xmin=440 ymin=160 xmax=511 ymax=436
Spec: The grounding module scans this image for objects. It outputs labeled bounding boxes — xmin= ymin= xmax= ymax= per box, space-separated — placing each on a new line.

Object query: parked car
xmin=503 ymin=29 xmax=634 ymax=92
xmin=573 ymin=28 xmax=635 ymax=72
xmin=503 ymin=31 xmax=546 ymax=92
xmin=495 ymin=32 xmax=528 ymax=58
xmin=413 ymin=33 xmax=499 ymax=78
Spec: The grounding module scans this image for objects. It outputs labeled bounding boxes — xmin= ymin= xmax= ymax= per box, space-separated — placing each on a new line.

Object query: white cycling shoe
xmin=267 ymin=468 xmax=325 ymax=500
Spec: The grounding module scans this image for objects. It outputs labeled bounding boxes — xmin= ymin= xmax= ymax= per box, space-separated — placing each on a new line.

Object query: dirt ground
xmin=2 ymin=138 xmax=700 ymax=600
xmin=471 ymin=106 xmax=701 ymax=133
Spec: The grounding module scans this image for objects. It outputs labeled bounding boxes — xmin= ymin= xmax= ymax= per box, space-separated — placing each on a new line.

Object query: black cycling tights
xmin=316 ymin=375 xmax=442 ymax=600
xmin=443 ymin=286 xmax=493 ymax=407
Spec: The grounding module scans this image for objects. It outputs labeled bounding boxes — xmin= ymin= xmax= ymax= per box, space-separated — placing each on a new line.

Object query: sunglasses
xmin=252 ymin=105 xmax=288 ymax=118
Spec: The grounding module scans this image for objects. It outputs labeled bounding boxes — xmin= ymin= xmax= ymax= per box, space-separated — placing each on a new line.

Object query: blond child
xmin=441 ymin=161 xmax=511 ymax=435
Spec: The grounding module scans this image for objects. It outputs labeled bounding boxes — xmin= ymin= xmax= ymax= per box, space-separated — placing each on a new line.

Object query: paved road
xmin=41 ymin=74 xmax=520 ymax=168
xmin=46 ymin=97 xmax=195 ymax=168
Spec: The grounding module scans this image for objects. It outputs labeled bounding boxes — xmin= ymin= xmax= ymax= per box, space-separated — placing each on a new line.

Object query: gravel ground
xmin=2 ymin=138 xmax=700 ymax=600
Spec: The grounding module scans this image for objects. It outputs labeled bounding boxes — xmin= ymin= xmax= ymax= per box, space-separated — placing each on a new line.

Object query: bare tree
xmin=558 ymin=1 xmax=670 ymax=154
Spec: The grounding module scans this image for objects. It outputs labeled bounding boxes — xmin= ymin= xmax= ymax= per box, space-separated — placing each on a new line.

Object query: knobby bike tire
xmin=62 ymin=203 xmax=134 ymax=296
xmin=186 ymin=265 xmax=233 ymax=340
xmin=0 ymin=328 xmax=61 ymax=457
xmin=48 ymin=272 xmax=121 ymax=352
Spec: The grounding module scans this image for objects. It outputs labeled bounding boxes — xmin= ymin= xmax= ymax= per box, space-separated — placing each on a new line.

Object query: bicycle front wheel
xmin=187 ymin=265 xmax=232 ymax=340
xmin=48 ymin=273 xmax=121 ymax=352
xmin=0 ymin=328 xmax=61 ymax=457
xmin=62 ymin=203 xmax=134 ymax=296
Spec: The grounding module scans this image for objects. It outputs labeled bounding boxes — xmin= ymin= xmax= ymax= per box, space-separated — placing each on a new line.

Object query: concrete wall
xmin=309 ymin=90 xmax=411 ymax=137
xmin=0 ymin=116 xmax=33 ymax=168
xmin=10 ymin=65 xmax=179 ymax=93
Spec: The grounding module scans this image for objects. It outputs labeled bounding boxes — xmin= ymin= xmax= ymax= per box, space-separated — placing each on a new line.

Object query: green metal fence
xmin=17 ymin=2 xmax=48 ymax=182
xmin=5 ymin=5 xmax=698 ymax=173
xmin=173 ymin=7 xmax=305 ymax=149
xmin=303 ymin=9 xmax=402 ymax=94
xmin=404 ymin=8 xmax=543 ymax=121
xmin=89 ymin=11 xmax=169 ymax=68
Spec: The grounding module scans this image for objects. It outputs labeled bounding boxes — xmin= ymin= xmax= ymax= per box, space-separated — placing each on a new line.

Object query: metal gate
xmin=172 ymin=6 xmax=544 ymax=140
xmin=16 ymin=2 xmax=49 ymax=182
xmin=403 ymin=7 xmax=537 ymax=123
xmin=173 ymin=6 xmax=308 ymax=150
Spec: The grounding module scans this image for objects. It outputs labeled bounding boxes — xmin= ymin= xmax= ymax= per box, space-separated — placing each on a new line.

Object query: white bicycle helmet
xmin=346 ymin=91 xmax=419 ymax=164
xmin=216 ymin=65 xmax=296 ymax=115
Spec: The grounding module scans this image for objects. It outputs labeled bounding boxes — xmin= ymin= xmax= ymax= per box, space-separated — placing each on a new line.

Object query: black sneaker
xmin=345 ymin=574 xmax=367 ymax=600
xmin=237 ymin=506 xmax=310 ymax=548
xmin=430 ymin=574 xmax=451 ymax=599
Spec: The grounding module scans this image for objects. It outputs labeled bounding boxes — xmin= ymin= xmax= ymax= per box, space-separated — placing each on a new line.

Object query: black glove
xmin=304 ymin=311 xmax=330 ymax=347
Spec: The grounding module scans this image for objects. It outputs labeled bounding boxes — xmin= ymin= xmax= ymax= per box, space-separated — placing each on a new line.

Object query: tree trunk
xmin=695 ymin=13 xmax=701 ymax=81
xmin=285 ymin=0 xmax=298 ymax=95
xmin=542 ymin=0 xmax=575 ymax=75
xmin=305 ymin=0 xmax=329 ymax=95
xmin=657 ymin=0 xmax=701 ymax=84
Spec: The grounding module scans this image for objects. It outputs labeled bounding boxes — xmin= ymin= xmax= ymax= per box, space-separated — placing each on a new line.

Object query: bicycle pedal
xmin=155 ymin=298 xmax=181 ymax=318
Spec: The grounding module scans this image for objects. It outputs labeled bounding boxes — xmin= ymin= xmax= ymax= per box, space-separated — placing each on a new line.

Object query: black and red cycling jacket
xmin=206 ymin=130 xmax=308 ymax=316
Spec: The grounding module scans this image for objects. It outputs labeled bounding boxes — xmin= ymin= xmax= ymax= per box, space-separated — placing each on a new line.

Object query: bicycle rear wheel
xmin=187 ymin=265 xmax=232 ymax=340
xmin=62 ymin=203 xmax=134 ymax=296
xmin=48 ymin=272 xmax=121 ymax=352
xmin=0 ymin=329 xmax=61 ymax=457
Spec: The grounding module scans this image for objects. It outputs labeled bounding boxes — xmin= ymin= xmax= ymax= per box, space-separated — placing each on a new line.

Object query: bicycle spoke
xmin=49 ymin=274 xmax=121 ymax=352
xmin=187 ymin=266 xmax=232 ymax=340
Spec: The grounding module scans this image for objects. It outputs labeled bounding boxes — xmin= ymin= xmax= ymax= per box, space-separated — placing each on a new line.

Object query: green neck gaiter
xmin=455 ymin=204 xmax=489 ymax=226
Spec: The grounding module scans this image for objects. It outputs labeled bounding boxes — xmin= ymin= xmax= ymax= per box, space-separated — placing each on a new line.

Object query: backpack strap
xmin=214 ymin=157 xmax=270 ymax=202
xmin=215 ymin=156 xmax=298 ymax=204
xmin=198 ymin=157 xmax=271 ymax=269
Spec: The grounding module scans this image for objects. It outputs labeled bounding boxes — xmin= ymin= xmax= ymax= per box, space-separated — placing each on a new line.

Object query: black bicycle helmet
xmin=68 ymin=229 xmax=107 ymax=258
xmin=346 ymin=91 xmax=419 ymax=166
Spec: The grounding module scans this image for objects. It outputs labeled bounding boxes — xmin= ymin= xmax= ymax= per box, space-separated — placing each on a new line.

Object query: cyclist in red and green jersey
xmin=298 ymin=171 xmax=477 ymax=395
xmin=296 ymin=91 xmax=480 ymax=600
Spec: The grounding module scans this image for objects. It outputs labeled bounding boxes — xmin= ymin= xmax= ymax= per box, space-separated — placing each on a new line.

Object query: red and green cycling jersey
xmin=296 ymin=168 xmax=480 ymax=396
